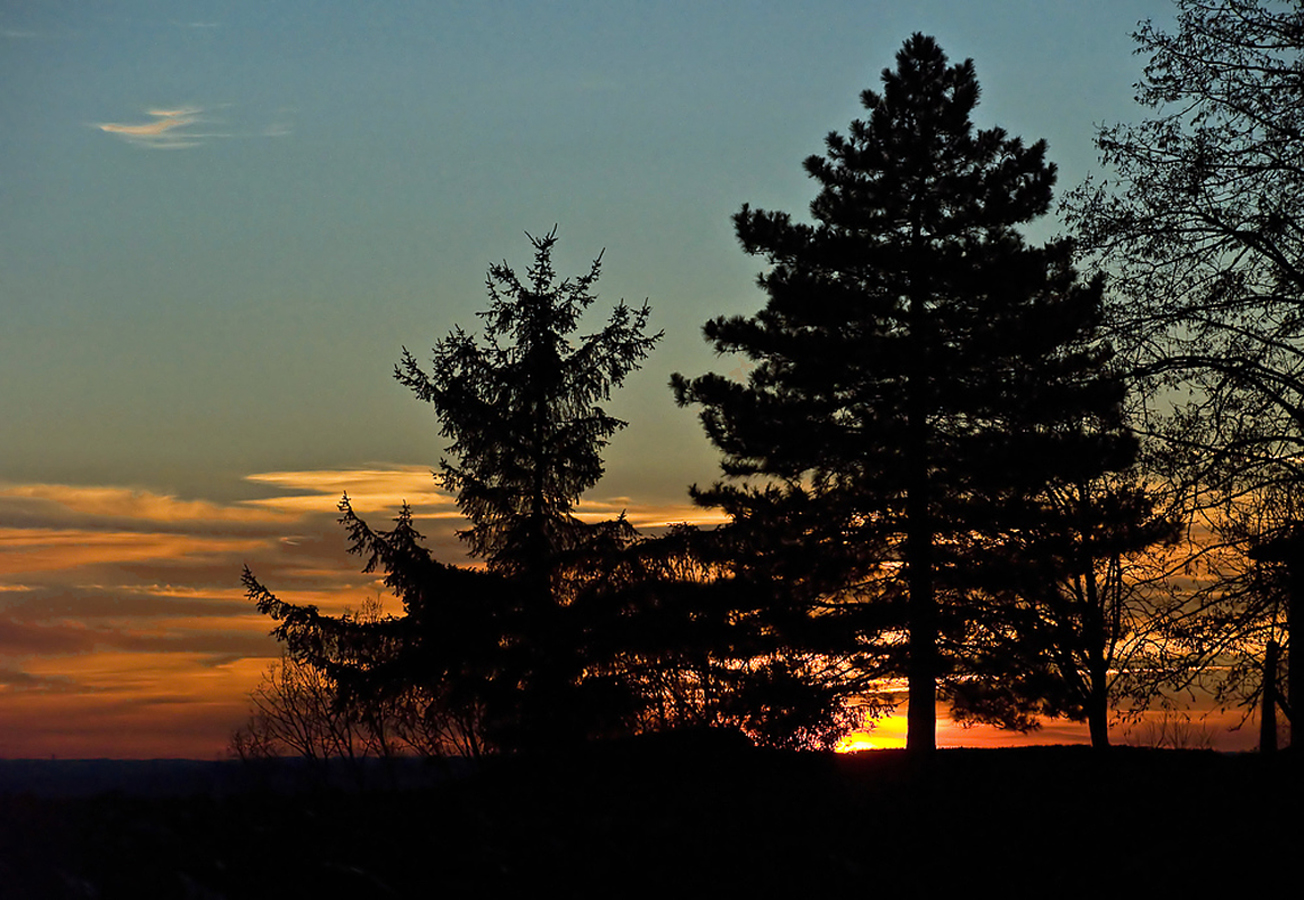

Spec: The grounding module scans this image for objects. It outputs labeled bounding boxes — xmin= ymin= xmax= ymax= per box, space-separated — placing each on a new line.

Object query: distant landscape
xmin=0 ymin=745 xmax=1292 ymax=898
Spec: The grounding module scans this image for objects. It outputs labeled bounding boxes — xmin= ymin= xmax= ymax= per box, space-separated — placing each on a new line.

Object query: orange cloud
xmin=98 ymin=114 xmax=194 ymax=136
xmin=3 ymin=652 xmax=265 ymax=759
xmin=1 ymin=483 xmax=294 ymax=526
xmin=243 ymin=465 xmax=459 ymax=516
xmin=240 ymin=467 xmax=730 ymax=528
xmin=0 ymin=471 xmax=431 ymax=758
xmin=573 ymin=495 xmax=730 ymax=528
xmin=0 ymin=529 xmax=264 ymax=577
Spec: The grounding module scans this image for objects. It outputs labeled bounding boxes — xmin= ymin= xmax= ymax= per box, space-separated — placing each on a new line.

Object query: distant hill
xmin=0 ymin=757 xmax=470 ymax=798
xmin=0 ymin=747 xmax=1291 ymax=898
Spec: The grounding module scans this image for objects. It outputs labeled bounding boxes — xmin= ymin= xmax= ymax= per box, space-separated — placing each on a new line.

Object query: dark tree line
xmin=241 ymin=6 xmax=1294 ymax=760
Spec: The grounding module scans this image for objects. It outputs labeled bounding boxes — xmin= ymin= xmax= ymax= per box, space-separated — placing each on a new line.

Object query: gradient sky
xmin=8 ymin=0 xmax=1251 ymax=759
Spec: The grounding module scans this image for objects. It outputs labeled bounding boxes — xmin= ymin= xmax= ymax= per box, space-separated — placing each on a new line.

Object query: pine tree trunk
xmin=1081 ymin=533 xmax=1110 ymax=750
xmin=906 ymin=535 xmax=937 ymax=754
xmin=905 ymin=266 xmax=936 ymax=755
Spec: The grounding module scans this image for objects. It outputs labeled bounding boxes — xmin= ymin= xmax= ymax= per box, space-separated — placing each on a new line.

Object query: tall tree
xmin=1063 ymin=0 xmax=1300 ymax=742
xmin=674 ymin=34 xmax=1136 ymax=753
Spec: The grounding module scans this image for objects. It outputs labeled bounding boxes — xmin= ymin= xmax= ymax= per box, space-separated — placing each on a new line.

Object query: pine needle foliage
xmin=674 ymin=35 xmax=1137 ymax=752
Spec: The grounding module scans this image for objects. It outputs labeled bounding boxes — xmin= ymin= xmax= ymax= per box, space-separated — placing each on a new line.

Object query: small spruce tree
xmin=393 ymin=226 xmax=662 ymax=749
xmin=251 ymin=228 xmax=661 ymax=754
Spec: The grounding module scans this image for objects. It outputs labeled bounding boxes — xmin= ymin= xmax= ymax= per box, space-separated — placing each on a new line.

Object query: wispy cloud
xmin=0 ymin=469 xmax=458 ymax=754
xmin=94 ymin=103 xmax=294 ymax=149
xmin=244 ymin=465 xmax=457 ymax=516
xmin=96 ymin=106 xmax=206 ymax=149
xmin=0 ymin=667 xmax=78 ymax=693
xmin=574 ymin=496 xmax=729 ymax=528
xmin=0 ymin=528 xmax=263 ymax=578
xmin=1 ymin=482 xmax=294 ymax=527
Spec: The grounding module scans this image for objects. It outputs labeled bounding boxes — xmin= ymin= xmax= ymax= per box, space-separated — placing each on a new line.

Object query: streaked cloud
xmin=0 ymin=473 xmax=368 ymax=757
xmin=1 ymin=483 xmax=294 ymax=527
xmin=244 ymin=465 xmax=458 ymax=516
xmin=0 ymin=667 xmax=78 ymax=693
xmin=96 ymin=106 xmax=205 ymax=149
xmin=0 ymin=466 xmax=739 ymax=757
xmin=0 ymin=528 xmax=264 ymax=577
xmin=574 ymin=495 xmax=730 ymax=529
xmin=94 ymin=103 xmax=293 ymax=149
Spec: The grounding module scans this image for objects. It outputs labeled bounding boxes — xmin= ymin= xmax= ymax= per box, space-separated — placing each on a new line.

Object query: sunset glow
xmin=0 ymin=469 xmax=1268 ymax=758
xmin=0 ymin=471 xmax=753 ymax=758
xmin=4 ymin=1 xmax=1231 ymax=759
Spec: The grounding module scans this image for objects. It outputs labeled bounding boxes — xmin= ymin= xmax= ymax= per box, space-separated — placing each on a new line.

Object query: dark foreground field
xmin=1 ymin=742 xmax=1293 ymax=899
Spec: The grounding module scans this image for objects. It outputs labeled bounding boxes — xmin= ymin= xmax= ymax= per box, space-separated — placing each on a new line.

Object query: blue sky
xmin=3 ymin=1 xmax=1211 ymax=757
xmin=3 ymin=0 xmax=1174 ymax=505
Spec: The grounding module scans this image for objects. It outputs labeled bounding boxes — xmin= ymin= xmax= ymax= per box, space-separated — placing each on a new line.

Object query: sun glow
xmin=835 ymin=711 xmax=909 ymax=752
xmin=835 ymin=732 xmax=884 ymax=752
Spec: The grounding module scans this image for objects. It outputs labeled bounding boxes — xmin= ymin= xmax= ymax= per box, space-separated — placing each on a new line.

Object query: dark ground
xmin=0 ymin=742 xmax=1293 ymax=899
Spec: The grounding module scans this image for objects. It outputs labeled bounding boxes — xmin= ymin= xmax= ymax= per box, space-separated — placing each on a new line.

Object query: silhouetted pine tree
xmin=673 ymin=35 xmax=1136 ymax=753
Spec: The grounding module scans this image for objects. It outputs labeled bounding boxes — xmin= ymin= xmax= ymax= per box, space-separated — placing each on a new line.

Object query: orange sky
xmin=0 ymin=467 xmax=1266 ymax=758
xmin=0 ymin=467 xmax=731 ymax=758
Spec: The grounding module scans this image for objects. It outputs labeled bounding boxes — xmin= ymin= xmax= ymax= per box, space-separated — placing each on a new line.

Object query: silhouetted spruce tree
xmin=673 ymin=35 xmax=1136 ymax=753
xmin=397 ymin=228 xmax=660 ymax=749
xmin=250 ymin=228 xmax=661 ymax=754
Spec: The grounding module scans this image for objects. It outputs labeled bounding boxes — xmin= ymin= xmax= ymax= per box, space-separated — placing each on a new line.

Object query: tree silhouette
xmin=1063 ymin=0 xmax=1300 ymax=743
xmin=674 ymin=34 xmax=1136 ymax=753
xmin=955 ymin=468 xmax=1185 ymax=748
xmin=574 ymin=515 xmax=871 ymax=749
xmin=396 ymin=227 xmax=659 ymax=583
xmin=393 ymin=226 xmax=661 ymax=750
xmin=231 ymin=590 xmax=483 ymax=787
xmin=246 ymin=501 xmax=504 ymax=759
xmin=250 ymin=229 xmax=662 ymax=754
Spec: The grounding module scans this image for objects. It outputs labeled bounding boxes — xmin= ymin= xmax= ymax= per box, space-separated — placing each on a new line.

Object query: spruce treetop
xmin=397 ymin=227 xmax=661 ymax=575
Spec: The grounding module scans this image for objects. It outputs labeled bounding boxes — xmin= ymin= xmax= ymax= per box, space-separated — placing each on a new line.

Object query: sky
xmin=6 ymin=0 xmax=1256 ymax=759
